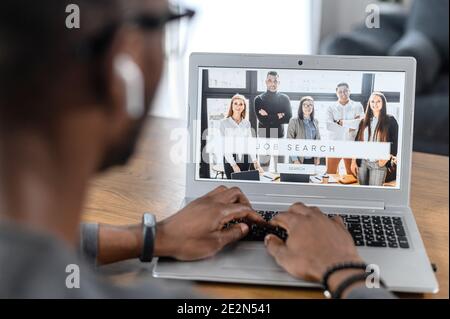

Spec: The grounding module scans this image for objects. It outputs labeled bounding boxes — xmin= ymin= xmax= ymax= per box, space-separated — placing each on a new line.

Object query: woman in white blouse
xmin=220 ymin=94 xmax=264 ymax=179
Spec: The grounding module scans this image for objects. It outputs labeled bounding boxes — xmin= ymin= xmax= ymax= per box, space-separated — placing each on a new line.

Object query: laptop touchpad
xmin=220 ymin=242 xmax=284 ymax=272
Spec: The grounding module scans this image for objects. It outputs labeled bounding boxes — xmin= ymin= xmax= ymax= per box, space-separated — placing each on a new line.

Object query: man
xmin=254 ymin=71 xmax=292 ymax=170
xmin=0 ymin=0 xmax=393 ymax=298
xmin=326 ymin=83 xmax=365 ymax=175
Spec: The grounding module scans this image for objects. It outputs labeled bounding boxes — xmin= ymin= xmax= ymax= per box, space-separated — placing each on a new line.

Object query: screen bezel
xmin=186 ymin=53 xmax=416 ymax=207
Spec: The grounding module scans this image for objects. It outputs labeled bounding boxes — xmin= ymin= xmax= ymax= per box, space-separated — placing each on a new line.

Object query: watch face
xmin=143 ymin=213 xmax=156 ymax=227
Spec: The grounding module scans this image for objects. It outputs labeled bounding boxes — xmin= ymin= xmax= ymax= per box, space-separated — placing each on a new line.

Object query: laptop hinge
xmin=247 ymin=194 xmax=385 ymax=211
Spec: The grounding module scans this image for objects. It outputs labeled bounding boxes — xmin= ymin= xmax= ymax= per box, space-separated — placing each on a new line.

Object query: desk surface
xmin=82 ymin=117 xmax=449 ymax=299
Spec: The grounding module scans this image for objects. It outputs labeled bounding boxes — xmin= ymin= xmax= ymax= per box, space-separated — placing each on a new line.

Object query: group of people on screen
xmin=219 ymin=71 xmax=399 ymax=186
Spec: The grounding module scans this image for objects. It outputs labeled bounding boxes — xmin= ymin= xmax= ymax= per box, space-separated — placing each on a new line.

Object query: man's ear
xmin=113 ymin=54 xmax=145 ymax=119
xmin=101 ymin=28 xmax=145 ymax=138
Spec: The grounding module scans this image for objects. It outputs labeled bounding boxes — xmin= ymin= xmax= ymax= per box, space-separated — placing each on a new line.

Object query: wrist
xmin=154 ymin=220 xmax=175 ymax=258
xmin=97 ymin=224 xmax=144 ymax=265
xmin=327 ymin=269 xmax=366 ymax=298
xmin=128 ymin=224 xmax=144 ymax=259
xmin=320 ymin=257 xmax=367 ymax=298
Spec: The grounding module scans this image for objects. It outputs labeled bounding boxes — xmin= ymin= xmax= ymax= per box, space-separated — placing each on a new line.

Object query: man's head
xmin=0 ymin=0 xmax=168 ymax=171
xmin=265 ymin=71 xmax=279 ymax=93
xmin=336 ymin=82 xmax=350 ymax=103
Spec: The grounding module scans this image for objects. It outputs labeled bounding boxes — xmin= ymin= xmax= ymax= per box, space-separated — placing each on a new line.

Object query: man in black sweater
xmin=254 ymin=71 xmax=292 ymax=169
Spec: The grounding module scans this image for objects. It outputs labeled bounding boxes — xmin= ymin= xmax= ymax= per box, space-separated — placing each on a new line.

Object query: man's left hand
xmin=154 ymin=186 xmax=264 ymax=260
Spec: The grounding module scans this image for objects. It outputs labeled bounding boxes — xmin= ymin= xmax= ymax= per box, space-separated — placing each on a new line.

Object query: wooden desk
xmin=82 ymin=117 xmax=449 ymax=299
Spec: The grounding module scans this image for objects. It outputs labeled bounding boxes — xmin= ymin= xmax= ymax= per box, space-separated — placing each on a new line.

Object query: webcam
xmin=298 ymin=60 xmax=303 ymax=66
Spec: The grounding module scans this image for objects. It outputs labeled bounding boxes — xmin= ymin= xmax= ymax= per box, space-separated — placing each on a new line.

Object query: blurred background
xmin=152 ymin=0 xmax=449 ymax=156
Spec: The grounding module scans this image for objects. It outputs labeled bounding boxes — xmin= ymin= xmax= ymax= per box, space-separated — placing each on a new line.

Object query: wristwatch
xmin=139 ymin=213 xmax=157 ymax=262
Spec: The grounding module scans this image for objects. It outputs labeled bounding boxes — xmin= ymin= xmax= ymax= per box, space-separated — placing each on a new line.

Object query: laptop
xmin=280 ymin=173 xmax=310 ymax=183
xmin=153 ymin=53 xmax=439 ymax=293
xmin=231 ymin=170 xmax=260 ymax=181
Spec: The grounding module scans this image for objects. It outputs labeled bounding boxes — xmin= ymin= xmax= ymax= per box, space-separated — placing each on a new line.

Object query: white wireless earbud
xmin=113 ymin=54 xmax=145 ymax=119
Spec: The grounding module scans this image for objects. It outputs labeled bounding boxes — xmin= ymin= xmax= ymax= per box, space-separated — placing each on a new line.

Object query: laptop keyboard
xmin=225 ymin=211 xmax=288 ymax=242
xmin=244 ymin=211 xmax=288 ymax=241
xmin=327 ymin=213 xmax=409 ymax=249
xmin=226 ymin=211 xmax=409 ymax=249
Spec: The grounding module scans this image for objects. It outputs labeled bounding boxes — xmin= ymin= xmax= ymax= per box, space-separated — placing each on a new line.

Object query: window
xmin=151 ymin=0 xmax=315 ymax=119
xmin=183 ymin=0 xmax=312 ymax=55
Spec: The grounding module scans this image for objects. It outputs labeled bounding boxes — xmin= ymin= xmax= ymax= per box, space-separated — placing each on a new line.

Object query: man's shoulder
xmin=278 ymin=92 xmax=291 ymax=101
xmin=351 ymin=100 xmax=364 ymax=108
xmin=0 ymin=225 xmax=104 ymax=298
xmin=255 ymin=92 xmax=265 ymax=100
xmin=327 ymin=103 xmax=338 ymax=111
xmin=254 ymin=95 xmax=263 ymax=106
xmin=0 ymin=224 xmax=193 ymax=298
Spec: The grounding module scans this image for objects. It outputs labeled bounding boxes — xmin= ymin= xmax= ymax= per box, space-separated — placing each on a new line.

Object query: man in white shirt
xmin=326 ymin=83 xmax=365 ymax=175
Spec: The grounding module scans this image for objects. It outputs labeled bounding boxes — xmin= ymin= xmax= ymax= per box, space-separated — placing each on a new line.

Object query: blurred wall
xmin=320 ymin=0 xmax=413 ymax=41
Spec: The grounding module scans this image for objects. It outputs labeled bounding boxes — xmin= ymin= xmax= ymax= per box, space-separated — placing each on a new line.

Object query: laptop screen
xmin=195 ymin=67 xmax=405 ymax=189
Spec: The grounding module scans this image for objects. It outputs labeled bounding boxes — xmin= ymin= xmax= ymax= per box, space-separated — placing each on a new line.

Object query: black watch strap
xmin=139 ymin=213 xmax=157 ymax=262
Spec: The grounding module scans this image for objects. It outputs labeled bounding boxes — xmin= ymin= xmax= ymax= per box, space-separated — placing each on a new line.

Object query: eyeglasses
xmin=135 ymin=6 xmax=196 ymax=58
xmin=76 ymin=6 xmax=196 ymax=60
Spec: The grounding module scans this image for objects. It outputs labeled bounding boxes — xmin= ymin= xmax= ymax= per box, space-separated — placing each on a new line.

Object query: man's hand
xmin=155 ymin=186 xmax=264 ymax=261
xmin=264 ymin=203 xmax=363 ymax=282
xmin=277 ymin=113 xmax=285 ymax=119
xmin=259 ymin=109 xmax=268 ymax=116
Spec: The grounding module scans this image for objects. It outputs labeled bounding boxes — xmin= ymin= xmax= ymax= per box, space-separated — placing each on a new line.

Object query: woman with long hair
xmin=287 ymin=96 xmax=321 ymax=165
xmin=220 ymin=94 xmax=264 ymax=179
xmin=351 ymin=92 xmax=399 ymax=186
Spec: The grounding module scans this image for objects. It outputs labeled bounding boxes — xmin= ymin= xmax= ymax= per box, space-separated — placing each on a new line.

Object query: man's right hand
xmin=259 ymin=109 xmax=268 ymax=116
xmin=264 ymin=203 xmax=364 ymax=283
